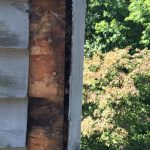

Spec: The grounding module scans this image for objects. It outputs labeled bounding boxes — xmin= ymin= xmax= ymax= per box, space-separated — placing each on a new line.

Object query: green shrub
xmin=81 ymin=48 xmax=150 ymax=150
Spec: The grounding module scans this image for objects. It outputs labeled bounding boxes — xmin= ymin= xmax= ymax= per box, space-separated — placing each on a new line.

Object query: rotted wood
xmin=28 ymin=0 xmax=65 ymax=150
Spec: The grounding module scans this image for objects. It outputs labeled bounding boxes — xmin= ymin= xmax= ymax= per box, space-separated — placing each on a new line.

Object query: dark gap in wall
xmin=26 ymin=0 xmax=32 ymax=146
xmin=63 ymin=0 xmax=72 ymax=149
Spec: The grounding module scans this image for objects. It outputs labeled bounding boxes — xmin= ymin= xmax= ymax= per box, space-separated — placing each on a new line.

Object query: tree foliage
xmin=82 ymin=1 xmax=150 ymax=149
xmin=85 ymin=0 xmax=150 ymax=57
xmin=81 ymin=48 xmax=150 ymax=149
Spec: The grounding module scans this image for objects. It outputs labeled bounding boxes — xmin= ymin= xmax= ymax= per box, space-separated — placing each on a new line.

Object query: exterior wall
xmin=0 ymin=0 xmax=29 ymax=148
xmin=0 ymin=0 xmax=86 ymax=149
xmin=28 ymin=0 xmax=65 ymax=150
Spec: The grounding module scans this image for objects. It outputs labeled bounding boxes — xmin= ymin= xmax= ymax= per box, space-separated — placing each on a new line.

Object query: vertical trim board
xmin=67 ymin=0 xmax=86 ymax=150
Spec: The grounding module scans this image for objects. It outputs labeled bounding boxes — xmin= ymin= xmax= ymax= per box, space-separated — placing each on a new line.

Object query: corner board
xmin=67 ymin=0 xmax=86 ymax=149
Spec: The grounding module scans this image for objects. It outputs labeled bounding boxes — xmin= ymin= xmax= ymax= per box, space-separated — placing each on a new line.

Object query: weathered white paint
xmin=67 ymin=0 xmax=86 ymax=150
xmin=0 ymin=0 xmax=29 ymax=98
xmin=0 ymin=0 xmax=29 ymax=48
xmin=0 ymin=148 xmax=26 ymax=150
xmin=0 ymin=99 xmax=28 ymax=148
xmin=0 ymin=0 xmax=29 ymax=148
xmin=0 ymin=49 xmax=29 ymax=98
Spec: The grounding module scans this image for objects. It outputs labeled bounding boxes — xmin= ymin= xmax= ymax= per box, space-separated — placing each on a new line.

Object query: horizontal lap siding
xmin=27 ymin=0 xmax=65 ymax=150
xmin=0 ymin=0 xmax=29 ymax=49
xmin=0 ymin=0 xmax=29 ymax=98
xmin=0 ymin=49 xmax=28 ymax=98
xmin=0 ymin=99 xmax=28 ymax=148
xmin=0 ymin=0 xmax=29 ymax=148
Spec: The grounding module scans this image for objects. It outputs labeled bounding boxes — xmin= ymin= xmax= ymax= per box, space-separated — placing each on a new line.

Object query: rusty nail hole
xmin=52 ymin=72 xmax=57 ymax=76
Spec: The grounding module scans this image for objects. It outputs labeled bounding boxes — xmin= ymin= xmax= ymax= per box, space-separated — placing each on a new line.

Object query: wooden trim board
xmin=67 ymin=0 xmax=86 ymax=149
